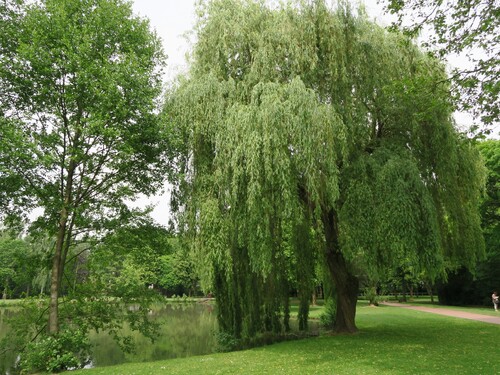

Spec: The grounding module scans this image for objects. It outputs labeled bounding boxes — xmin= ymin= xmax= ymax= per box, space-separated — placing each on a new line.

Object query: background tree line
xmin=0 ymin=225 xmax=201 ymax=300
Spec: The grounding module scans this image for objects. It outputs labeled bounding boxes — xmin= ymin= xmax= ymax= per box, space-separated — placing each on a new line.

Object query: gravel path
xmin=381 ymin=302 xmax=500 ymax=325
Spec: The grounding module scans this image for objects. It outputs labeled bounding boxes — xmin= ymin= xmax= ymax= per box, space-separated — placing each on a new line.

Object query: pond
xmin=0 ymin=302 xmax=320 ymax=374
xmin=0 ymin=302 xmax=218 ymax=374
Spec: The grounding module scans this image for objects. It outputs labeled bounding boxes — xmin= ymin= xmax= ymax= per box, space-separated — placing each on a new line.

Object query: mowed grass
xmin=72 ymin=302 xmax=500 ymax=375
xmin=389 ymin=298 xmax=500 ymax=317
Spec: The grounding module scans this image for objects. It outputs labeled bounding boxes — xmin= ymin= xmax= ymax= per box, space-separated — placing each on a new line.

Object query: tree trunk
xmin=401 ymin=274 xmax=407 ymax=302
xmin=49 ymin=209 xmax=68 ymax=334
xmin=2 ymin=279 xmax=8 ymax=300
xmin=322 ymin=209 xmax=359 ymax=334
xmin=48 ymin=154 xmax=77 ymax=335
xmin=325 ymin=249 xmax=359 ymax=333
xmin=425 ymin=283 xmax=434 ymax=303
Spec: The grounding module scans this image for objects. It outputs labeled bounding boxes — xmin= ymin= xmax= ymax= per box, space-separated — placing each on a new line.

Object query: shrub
xmin=364 ymin=286 xmax=379 ymax=306
xmin=18 ymin=329 xmax=91 ymax=374
xmin=214 ymin=331 xmax=240 ymax=352
xmin=319 ymin=299 xmax=336 ymax=329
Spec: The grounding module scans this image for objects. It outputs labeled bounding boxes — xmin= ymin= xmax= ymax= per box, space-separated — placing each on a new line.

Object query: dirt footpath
xmin=381 ymin=302 xmax=500 ymax=325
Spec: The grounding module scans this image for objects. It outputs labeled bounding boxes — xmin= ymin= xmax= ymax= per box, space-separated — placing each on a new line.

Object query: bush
xmin=214 ymin=331 xmax=240 ymax=352
xmin=18 ymin=329 xmax=91 ymax=374
xmin=319 ymin=299 xmax=336 ymax=329
xmin=364 ymin=286 xmax=379 ymax=306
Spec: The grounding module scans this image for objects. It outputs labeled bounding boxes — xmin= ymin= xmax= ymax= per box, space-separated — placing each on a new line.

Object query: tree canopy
xmin=384 ymin=0 xmax=500 ymax=131
xmin=437 ymin=140 xmax=500 ymax=305
xmin=167 ymin=0 xmax=485 ymax=338
xmin=0 ymin=0 xmax=168 ymax=339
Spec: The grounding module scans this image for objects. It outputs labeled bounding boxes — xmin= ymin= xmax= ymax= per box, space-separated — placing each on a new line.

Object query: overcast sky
xmin=131 ymin=0 xmax=197 ymax=82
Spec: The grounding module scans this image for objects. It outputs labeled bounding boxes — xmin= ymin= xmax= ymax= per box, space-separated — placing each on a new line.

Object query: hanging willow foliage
xmin=165 ymin=0 xmax=486 ymax=338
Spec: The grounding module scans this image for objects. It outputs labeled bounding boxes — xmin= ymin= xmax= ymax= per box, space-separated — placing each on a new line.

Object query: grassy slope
xmin=73 ymin=302 xmax=500 ymax=375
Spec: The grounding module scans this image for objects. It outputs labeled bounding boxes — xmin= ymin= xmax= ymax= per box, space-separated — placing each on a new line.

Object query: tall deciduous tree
xmin=384 ymin=0 xmax=500 ymax=131
xmin=478 ymin=140 xmax=500 ymax=245
xmin=0 ymin=0 xmax=167 ymax=334
xmin=405 ymin=140 xmax=499 ymax=306
xmin=476 ymin=140 xmax=500 ymax=297
xmin=167 ymin=0 xmax=485 ymax=336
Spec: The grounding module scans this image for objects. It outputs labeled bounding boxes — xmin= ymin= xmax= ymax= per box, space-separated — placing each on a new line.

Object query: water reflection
xmin=89 ymin=302 xmax=217 ymax=367
xmin=0 ymin=308 xmax=19 ymax=375
xmin=0 ymin=302 xmax=217 ymax=373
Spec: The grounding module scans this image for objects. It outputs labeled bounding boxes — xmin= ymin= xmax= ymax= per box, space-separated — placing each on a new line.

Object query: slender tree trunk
xmin=425 ymin=283 xmax=434 ymax=303
xmin=48 ymin=154 xmax=77 ymax=335
xmin=401 ymin=274 xmax=407 ymax=302
xmin=59 ymin=222 xmax=74 ymax=293
xmin=2 ymin=279 xmax=8 ymax=300
xmin=322 ymin=209 xmax=359 ymax=334
xmin=48 ymin=209 xmax=68 ymax=334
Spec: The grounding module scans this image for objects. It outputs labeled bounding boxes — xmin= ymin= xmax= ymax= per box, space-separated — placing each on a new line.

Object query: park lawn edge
xmin=71 ymin=303 xmax=500 ymax=375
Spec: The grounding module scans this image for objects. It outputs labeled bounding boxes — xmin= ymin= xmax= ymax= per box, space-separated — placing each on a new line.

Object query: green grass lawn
xmin=289 ymin=301 xmax=325 ymax=320
xmin=381 ymin=296 xmax=500 ymax=317
xmin=72 ymin=301 xmax=500 ymax=375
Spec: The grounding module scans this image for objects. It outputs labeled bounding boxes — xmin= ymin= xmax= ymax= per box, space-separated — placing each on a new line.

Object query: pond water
xmin=0 ymin=302 xmax=319 ymax=374
xmin=0 ymin=308 xmax=18 ymax=375
xmin=88 ymin=302 xmax=218 ymax=368
xmin=0 ymin=302 xmax=218 ymax=374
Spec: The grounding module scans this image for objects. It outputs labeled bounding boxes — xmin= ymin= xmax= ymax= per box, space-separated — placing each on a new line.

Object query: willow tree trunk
xmin=322 ymin=209 xmax=359 ymax=333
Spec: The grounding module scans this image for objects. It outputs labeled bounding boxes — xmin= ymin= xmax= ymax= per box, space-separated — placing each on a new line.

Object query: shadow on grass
xmin=254 ymin=304 xmax=499 ymax=374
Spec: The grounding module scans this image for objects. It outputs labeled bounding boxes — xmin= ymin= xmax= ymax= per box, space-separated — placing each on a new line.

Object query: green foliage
xmin=385 ymin=0 xmax=500 ymax=128
xmin=0 ymin=224 xmax=169 ymax=371
xmin=214 ymin=331 xmax=240 ymax=353
xmin=18 ymin=328 xmax=91 ymax=374
xmin=0 ymin=118 xmax=34 ymax=224
xmin=89 ymin=222 xmax=172 ymax=290
xmin=478 ymin=140 xmax=500 ymax=246
xmin=438 ymin=140 xmax=500 ymax=305
xmin=0 ymin=236 xmax=24 ymax=298
xmin=1 ymin=288 xmax=161 ymax=368
xmin=159 ymin=253 xmax=198 ymax=296
xmin=1 ymin=0 xmax=168 ymax=220
xmin=319 ymin=298 xmax=337 ymax=330
xmin=157 ymin=236 xmax=200 ymax=296
xmin=476 ymin=140 xmax=500 ymax=296
xmin=363 ymin=287 xmax=379 ymax=306
xmin=0 ymin=0 xmax=168 ymax=338
xmin=0 ymin=232 xmax=45 ymax=299
xmin=168 ymin=0 xmax=485 ymax=337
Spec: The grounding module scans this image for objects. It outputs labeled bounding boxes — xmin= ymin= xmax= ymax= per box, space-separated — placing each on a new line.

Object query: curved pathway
xmin=381 ymin=302 xmax=500 ymax=325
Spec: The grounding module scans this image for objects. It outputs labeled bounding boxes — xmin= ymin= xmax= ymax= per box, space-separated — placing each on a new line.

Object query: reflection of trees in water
xmin=89 ymin=303 xmax=217 ymax=367
xmin=0 ymin=308 xmax=19 ymax=374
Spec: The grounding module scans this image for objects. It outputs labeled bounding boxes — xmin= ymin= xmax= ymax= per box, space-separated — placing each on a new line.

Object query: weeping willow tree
xmin=166 ymin=0 xmax=485 ymax=336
